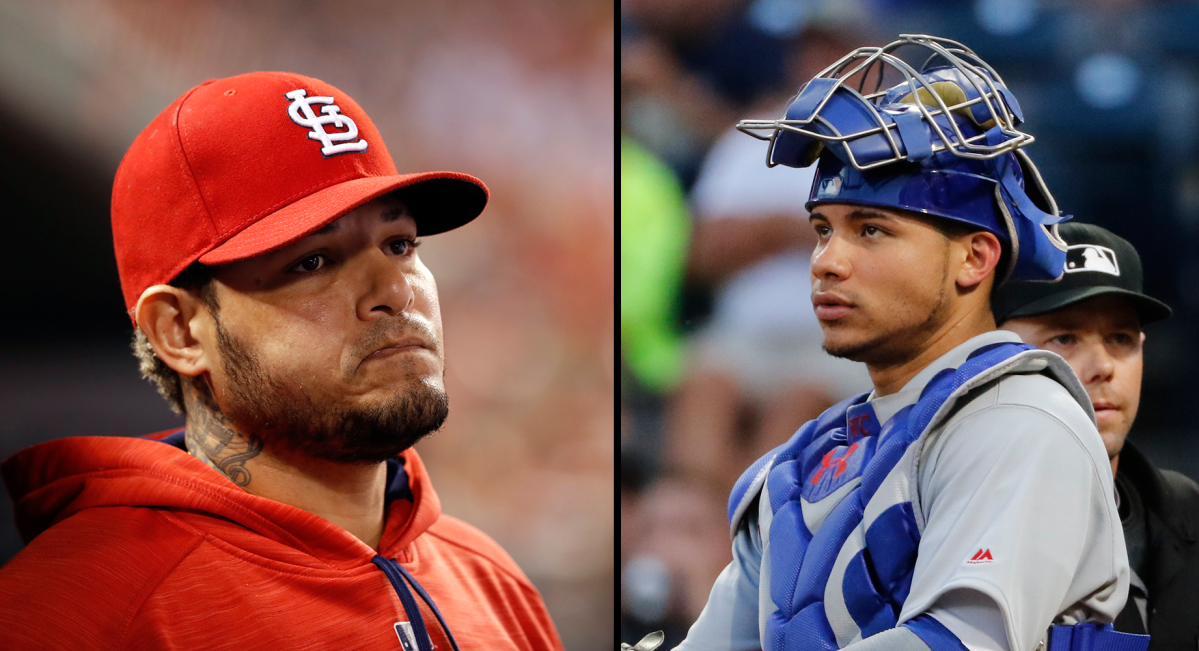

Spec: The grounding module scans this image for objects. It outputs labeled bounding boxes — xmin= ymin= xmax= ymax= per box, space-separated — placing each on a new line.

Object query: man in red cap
xmin=0 ymin=72 xmax=563 ymax=651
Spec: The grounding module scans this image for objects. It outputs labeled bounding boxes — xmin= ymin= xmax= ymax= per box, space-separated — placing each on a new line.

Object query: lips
xmin=812 ymin=292 xmax=854 ymax=321
xmin=1091 ymin=400 xmax=1121 ymax=423
xmin=364 ymin=337 xmax=431 ymax=362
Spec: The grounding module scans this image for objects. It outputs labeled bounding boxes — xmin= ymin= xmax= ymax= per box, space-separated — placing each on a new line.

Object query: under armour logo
xmin=811 ymin=442 xmax=858 ymax=485
xmin=285 ymin=89 xmax=369 ymax=157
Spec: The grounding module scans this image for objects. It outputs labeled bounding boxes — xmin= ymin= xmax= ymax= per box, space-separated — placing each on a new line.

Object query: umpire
xmin=996 ymin=223 xmax=1199 ymax=649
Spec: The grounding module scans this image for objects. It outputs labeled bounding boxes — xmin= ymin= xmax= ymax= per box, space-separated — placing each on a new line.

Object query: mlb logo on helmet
xmin=817 ymin=176 xmax=842 ymax=198
xmin=1065 ymin=244 xmax=1120 ymax=276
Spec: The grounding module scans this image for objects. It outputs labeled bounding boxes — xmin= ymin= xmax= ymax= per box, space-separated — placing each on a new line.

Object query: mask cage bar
xmin=737 ymin=34 xmax=1035 ymax=171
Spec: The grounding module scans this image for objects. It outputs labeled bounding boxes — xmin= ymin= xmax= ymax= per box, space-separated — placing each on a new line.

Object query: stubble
xmin=821 ymin=236 xmax=953 ymax=366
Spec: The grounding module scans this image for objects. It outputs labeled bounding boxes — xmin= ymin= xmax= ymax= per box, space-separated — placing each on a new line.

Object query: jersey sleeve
xmin=673 ymin=496 xmax=766 ymax=651
xmin=898 ymin=390 xmax=1128 ymax=651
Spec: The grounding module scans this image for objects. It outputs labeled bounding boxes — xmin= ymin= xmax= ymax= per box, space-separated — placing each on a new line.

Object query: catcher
xmin=629 ymin=36 xmax=1148 ymax=651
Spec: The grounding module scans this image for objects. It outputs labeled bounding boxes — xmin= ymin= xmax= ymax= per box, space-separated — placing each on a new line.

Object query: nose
xmin=1078 ymin=341 xmax=1115 ymax=386
xmin=811 ymin=232 xmax=851 ymax=281
xmin=354 ymin=247 xmax=414 ymax=320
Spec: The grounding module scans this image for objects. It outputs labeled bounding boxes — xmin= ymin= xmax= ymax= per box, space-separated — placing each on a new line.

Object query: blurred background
xmin=621 ymin=0 xmax=1199 ymax=646
xmin=0 ymin=1 xmax=613 ymax=649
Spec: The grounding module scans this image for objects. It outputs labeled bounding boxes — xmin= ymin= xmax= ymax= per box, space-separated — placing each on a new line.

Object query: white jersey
xmin=675 ymin=331 xmax=1129 ymax=651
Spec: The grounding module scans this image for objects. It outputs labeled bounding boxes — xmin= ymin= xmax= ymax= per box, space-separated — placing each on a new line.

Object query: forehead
xmin=1027 ymin=295 xmax=1142 ymax=330
xmin=314 ymin=196 xmax=411 ymax=235
xmin=810 ymin=203 xmax=941 ymax=230
xmin=811 ymin=203 xmax=905 ymax=219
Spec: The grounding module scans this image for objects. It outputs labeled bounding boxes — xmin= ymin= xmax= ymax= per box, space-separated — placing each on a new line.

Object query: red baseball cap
xmin=112 ymin=71 xmax=488 ymax=321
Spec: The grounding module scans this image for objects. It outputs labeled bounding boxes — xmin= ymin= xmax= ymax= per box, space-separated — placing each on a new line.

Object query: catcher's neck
xmin=866 ymin=306 xmax=995 ymax=397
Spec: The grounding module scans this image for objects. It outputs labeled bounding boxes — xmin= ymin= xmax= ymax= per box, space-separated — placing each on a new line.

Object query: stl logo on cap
xmin=285 ymin=89 xmax=369 ymax=157
xmin=1065 ymin=244 xmax=1120 ymax=276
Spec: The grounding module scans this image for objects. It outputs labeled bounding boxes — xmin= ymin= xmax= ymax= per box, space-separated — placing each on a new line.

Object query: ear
xmin=135 ymin=285 xmax=217 ymax=378
xmin=954 ymin=230 xmax=1003 ymax=290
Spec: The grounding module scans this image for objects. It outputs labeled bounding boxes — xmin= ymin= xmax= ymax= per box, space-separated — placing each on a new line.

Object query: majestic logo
xmin=285 ymin=89 xmax=369 ymax=157
xmin=967 ymin=548 xmax=994 ymax=564
xmin=1065 ymin=244 xmax=1119 ymax=276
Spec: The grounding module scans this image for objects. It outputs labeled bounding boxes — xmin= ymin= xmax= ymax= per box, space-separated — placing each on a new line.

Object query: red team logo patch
xmin=847 ymin=414 xmax=871 ymax=441
xmin=967 ymin=549 xmax=994 ymax=564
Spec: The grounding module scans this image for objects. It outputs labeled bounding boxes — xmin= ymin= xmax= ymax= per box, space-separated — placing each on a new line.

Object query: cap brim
xmin=1001 ymin=286 xmax=1172 ymax=326
xmin=199 ymin=171 xmax=488 ymax=265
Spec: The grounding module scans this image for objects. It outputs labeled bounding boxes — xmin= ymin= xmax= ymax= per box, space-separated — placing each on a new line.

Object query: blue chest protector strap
xmin=726 ymin=342 xmax=1150 ymax=651
xmin=1048 ymin=624 xmax=1148 ymax=651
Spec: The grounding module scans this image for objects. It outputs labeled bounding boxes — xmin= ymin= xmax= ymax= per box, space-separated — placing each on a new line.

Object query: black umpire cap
xmin=993 ymin=223 xmax=1172 ymax=325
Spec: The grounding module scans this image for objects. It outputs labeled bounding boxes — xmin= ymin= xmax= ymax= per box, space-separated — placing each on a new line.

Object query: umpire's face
xmin=1002 ymin=295 xmax=1144 ymax=471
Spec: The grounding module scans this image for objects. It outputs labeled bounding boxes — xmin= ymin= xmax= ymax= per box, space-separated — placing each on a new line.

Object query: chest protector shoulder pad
xmin=726 ymin=341 xmax=1089 ymax=650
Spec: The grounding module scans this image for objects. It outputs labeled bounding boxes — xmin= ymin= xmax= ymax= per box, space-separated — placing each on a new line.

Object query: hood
xmin=1 ymin=430 xmax=442 ymax=568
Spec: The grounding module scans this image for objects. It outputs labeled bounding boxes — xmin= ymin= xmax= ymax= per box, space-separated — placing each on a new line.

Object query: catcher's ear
xmin=953 ymin=230 xmax=1003 ymax=291
xmin=135 ymin=285 xmax=217 ymax=378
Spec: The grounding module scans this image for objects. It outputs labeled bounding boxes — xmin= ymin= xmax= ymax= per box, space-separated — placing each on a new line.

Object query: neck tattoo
xmin=182 ymin=378 xmax=264 ymax=487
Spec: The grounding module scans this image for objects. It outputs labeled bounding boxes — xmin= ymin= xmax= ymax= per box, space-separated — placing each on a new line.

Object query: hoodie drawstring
xmin=371 ymin=555 xmax=462 ymax=651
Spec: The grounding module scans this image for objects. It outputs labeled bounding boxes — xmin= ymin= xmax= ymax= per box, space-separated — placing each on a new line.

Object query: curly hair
xmin=132 ymin=262 xmax=219 ymax=415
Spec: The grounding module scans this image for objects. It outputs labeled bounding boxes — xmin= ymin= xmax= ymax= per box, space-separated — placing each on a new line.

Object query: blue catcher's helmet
xmin=736 ymin=34 xmax=1069 ymax=282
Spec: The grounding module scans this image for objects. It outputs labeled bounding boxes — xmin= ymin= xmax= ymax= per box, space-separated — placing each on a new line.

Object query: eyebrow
xmin=809 ymin=208 xmax=894 ymax=222
xmin=846 ymin=208 xmax=893 ymax=221
xmin=313 ymin=206 xmax=408 ymax=234
xmin=1039 ymin=316 xmax=1142 ymax=332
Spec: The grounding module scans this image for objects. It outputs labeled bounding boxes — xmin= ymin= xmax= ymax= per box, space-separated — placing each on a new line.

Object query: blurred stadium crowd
xmin=620 ymin=0 xmax=1199 ymax=646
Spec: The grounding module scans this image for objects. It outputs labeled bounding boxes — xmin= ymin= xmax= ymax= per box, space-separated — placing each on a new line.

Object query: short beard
xmin=821 ymin=238 xmax=953 ymax=365
xmin=211 ymin=313 xmax=449 ymax=464
xmin=821 ymin=296 xmax=946 ymax=364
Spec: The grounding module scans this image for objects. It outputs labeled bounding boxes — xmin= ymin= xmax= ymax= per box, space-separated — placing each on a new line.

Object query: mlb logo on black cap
xmin=1065 ymin=244 xmax=1119 ymax=277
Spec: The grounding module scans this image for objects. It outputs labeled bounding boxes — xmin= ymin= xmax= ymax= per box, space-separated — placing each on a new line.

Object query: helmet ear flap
xmin=1012 ymin=149 xmax=1058 ymax=218
xmin=992 ymin=183 xmax=1020 ymax=283
xmin=1043 ymin=223 xmax=1067 ymax=256
xmin=1008 ymin=151 xmax=1069 ymax=252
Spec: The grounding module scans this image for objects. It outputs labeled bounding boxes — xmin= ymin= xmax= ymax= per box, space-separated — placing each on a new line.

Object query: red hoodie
xmin=0 ymin=430 xmax=563 ymax=650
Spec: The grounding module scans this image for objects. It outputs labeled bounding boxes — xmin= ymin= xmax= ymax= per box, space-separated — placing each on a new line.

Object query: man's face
xmin=1001 ymin=295 xmax=1144 ymax=460
xmin=809 ymin=203 xmax=958 ymax=365
xmin=200 ymin=195 xmax=448 ymax=463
